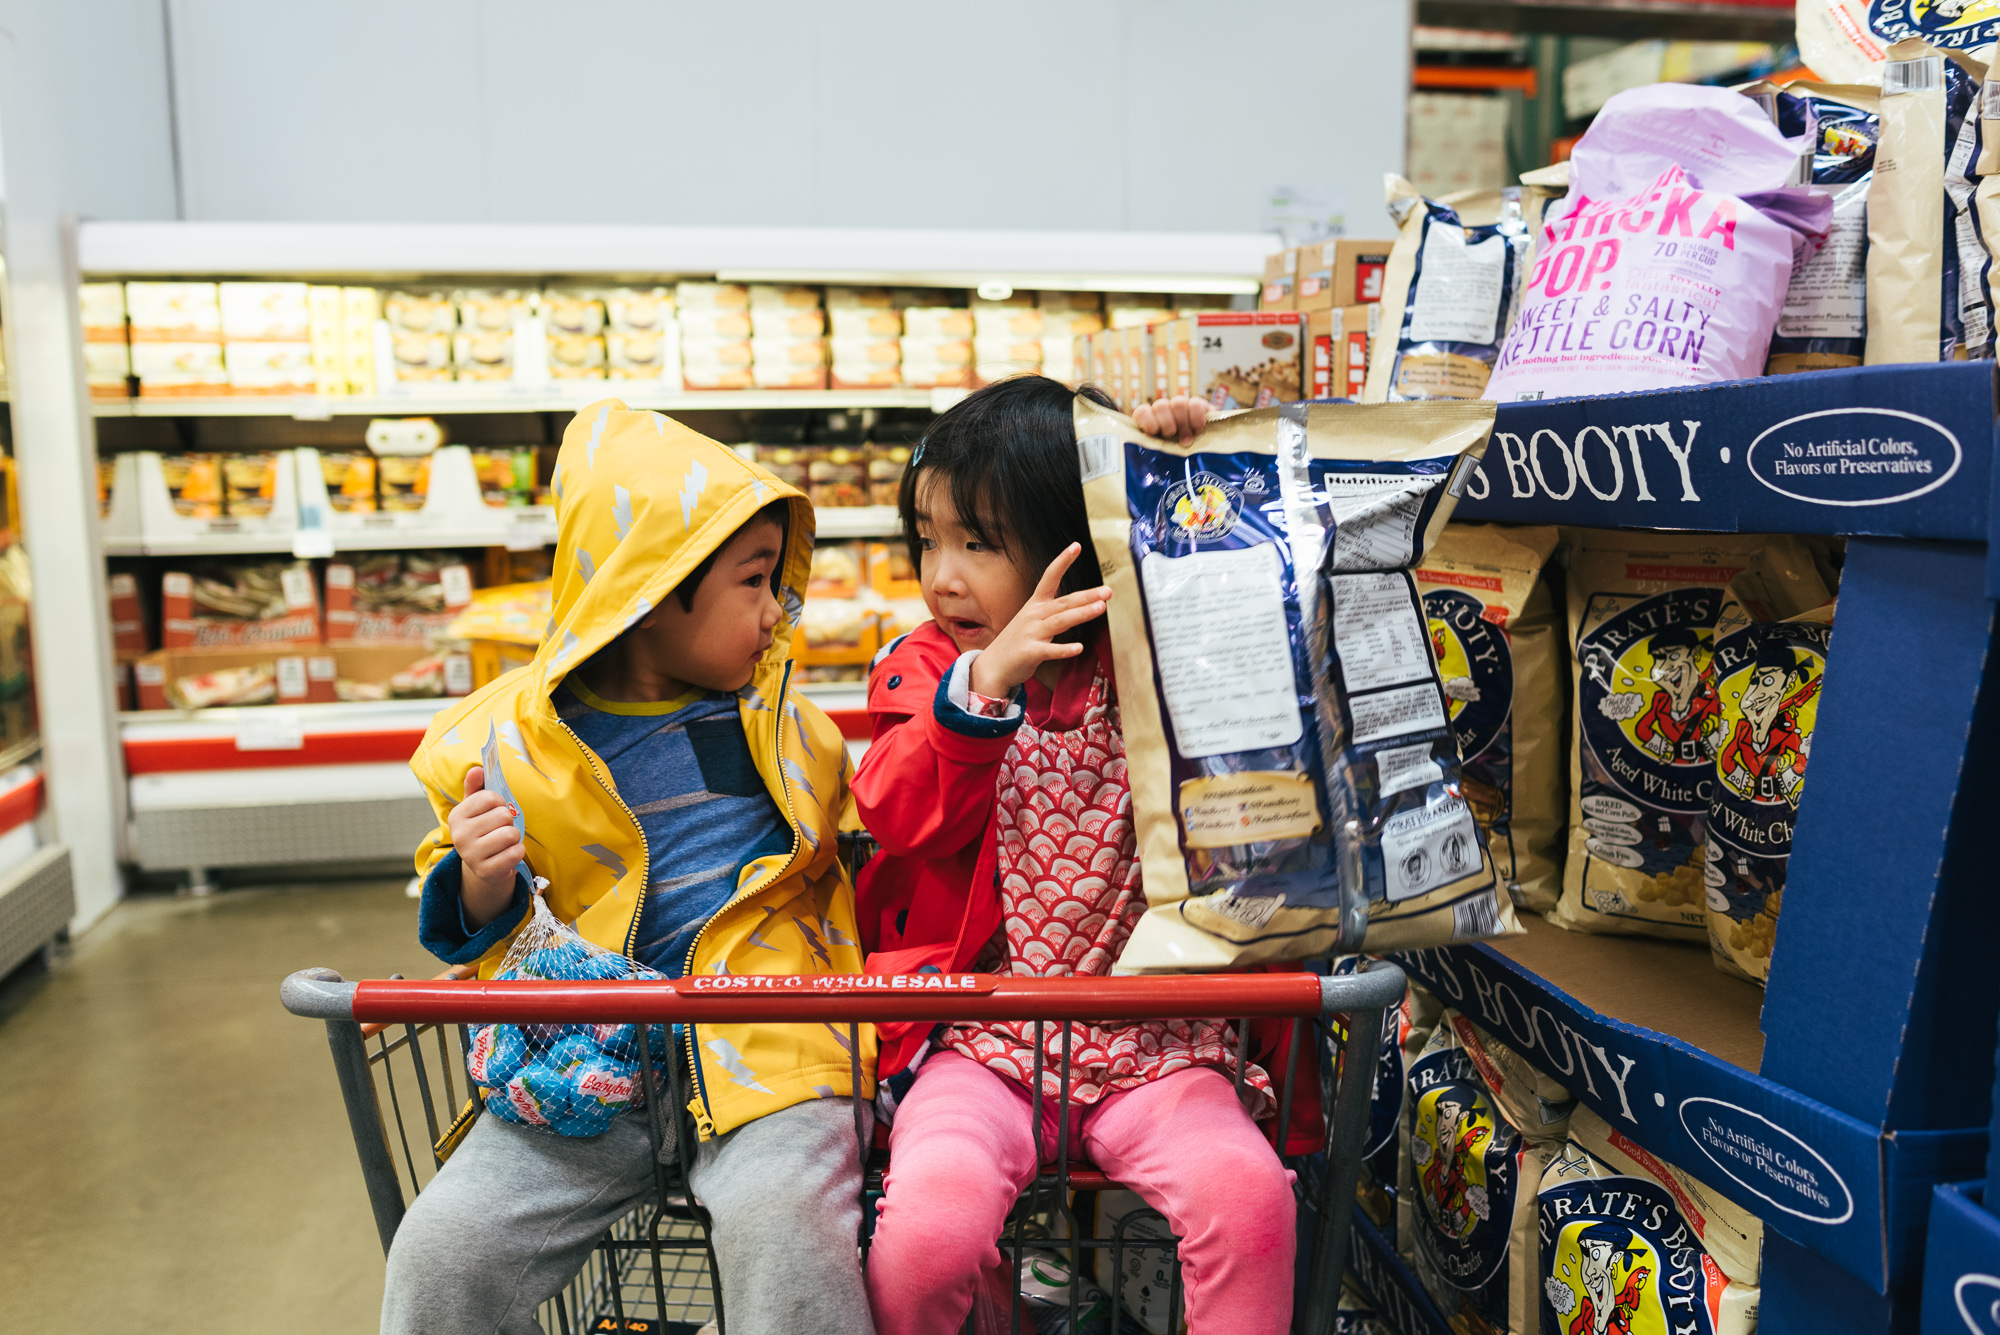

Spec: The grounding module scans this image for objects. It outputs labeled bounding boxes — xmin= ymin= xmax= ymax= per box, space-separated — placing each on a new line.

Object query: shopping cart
xmin=282 ymin=954 xmax=1402 ymax=1335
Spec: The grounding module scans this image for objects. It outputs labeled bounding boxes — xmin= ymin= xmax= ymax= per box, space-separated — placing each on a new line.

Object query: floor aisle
xmin=0 ymin=880 xmax=433 ymax=1333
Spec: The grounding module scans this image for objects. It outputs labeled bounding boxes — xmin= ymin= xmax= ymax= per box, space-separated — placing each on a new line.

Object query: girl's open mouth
xmin=948 ymin=618 xmax=985 ymax=638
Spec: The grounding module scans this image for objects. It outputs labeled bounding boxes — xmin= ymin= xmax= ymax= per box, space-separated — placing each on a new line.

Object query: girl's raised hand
xmin=967 ymin=543 xmax=1111 ymax=699
xmin=1134 ymin=394 xmax=1211 ymax=444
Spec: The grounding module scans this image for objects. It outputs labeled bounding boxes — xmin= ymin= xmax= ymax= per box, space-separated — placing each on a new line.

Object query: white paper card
xmin=1349 ymin=681 xmax=1448 ymax=745
xmin=1408 ymin=227 xmax=1507 ymax=345
xmin=1139 ymin=543 xmax=1301 ymax=759
xmin=1376 ymin=742 xmax=1445 ymax=798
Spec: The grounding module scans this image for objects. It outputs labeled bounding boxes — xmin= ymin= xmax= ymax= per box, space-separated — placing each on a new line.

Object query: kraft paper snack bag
xmin=1944 ymin=64 xmax=1994 ymax=358
xmin=1555 ymin=532 xmax=1829 ymax=941
xmin=1766 ymin=84 xmax=1880 ymax=374
xmin=1484 ymin=83 xmax=1830 ymax=401
xmin=1705 ymin=597 xmax=1835 ymax=985
xmin=1538 ymin=1106 xmax=1761 ymax=1335
xmin=1080 ymin=396 xmax=1499 ymax=971
xmin=1415 ymin=524 xmax=1566 ymax=912
xmin=1333 ymin=959 xmax=1441 ymax=1237
xmin=1797 ymin=0 xmax=2000 ymax=86
xmin=1365 ymin=178 xmax=1530 ymax=403
xmin=1866 ymin=38 xmax=1987 ymax=364
xmin=1399 ymin=1009 xmax=1572 ymax=1335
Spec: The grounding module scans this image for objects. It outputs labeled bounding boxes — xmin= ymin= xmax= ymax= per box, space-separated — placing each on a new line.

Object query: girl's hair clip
xmin=910 ymin=436 xmax=928 ymax=466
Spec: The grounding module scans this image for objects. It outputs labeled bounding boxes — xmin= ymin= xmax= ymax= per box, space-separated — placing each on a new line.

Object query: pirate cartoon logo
xmin=1424 ymin=584 xmax=1515 ymax=843
xmin=1868 ymin=0 xmax=2000 ymax=50
xmin=1157 ymin=469 xmax=1242 ymax=543
xmin=1412 ymin=1077 xmax=1500 ymax=1244
xmin=1576 ymin=589 xmax=1726 ymax=819
xmin=1544 ymin=1221 xmax=1659 ymax=1335
xmin=1715 ymin=637 xmax=1820 ymax=809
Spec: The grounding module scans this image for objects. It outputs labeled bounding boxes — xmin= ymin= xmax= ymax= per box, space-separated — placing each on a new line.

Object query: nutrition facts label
xmin=1320 ymin=470 xmax=1432 ymax=569
xmin=1139 ymin=544 xmax=1302 ymax=759
xmin=1331 ymin=571 xmax=1435 ymax=692
xmin=1375 ymin=741 xmax=1445 ymax=798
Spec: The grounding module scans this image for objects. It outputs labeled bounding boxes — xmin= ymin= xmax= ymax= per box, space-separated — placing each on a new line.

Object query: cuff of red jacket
xmin=418 ymin=851 xmax=532 ymax=965
xmin=934 ymin=650 xmax=1024 ymax=738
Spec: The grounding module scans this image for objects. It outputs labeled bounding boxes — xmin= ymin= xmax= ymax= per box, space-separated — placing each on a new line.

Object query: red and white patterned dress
xmin=945 ymin=666 xmax=1274 ymax=1112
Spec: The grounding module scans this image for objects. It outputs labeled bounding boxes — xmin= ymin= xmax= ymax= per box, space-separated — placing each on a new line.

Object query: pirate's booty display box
xmin=1552 ymin=532 xmax=1829 ymax=943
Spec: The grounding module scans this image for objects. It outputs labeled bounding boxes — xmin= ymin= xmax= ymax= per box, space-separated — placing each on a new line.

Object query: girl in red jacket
xmin=855 ymin=375 xmax=1298 ymax=1335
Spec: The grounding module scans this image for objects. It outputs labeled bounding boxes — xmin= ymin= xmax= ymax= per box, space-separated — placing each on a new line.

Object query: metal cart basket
xmin=282 ymin=960 xmax=1404 ymax=1334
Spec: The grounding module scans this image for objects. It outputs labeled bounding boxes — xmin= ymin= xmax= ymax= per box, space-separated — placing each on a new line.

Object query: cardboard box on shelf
xmin=219 ymin=282 xmax=312 ymax=342
xmin=382 ymin=290 xmax=456 ymax=337
xmin=902 ymin=307 xmax=974 ymax=339
xmin=830 ymin=306 xmax=902 ymax=339
xmin=606 ymin=330 xmax=673 ymax=379
xmin=324 ymin=558 xmax=473 ymax=645
xmin=972 ymin=336 xmax=1042 ymax=365
xmin=675 ymin=282 xmax=749 ymax=311
xmin=678 ymin=308 xmax=754 ymax=341
xmin=125 ymin=282 xmax=222 ymax=342
xmin=80 ymin=282 xmax=128 ymax=342
xmin=389 ymin=332 xmax=453 ymax=383
xmin=108 ymin=572 xmax=147 ymax=655
xmin=454 ymin=330 xmax=514 ymax=382
xmin=1260 ymin=248 xmax=1297 ymax=311
xmin=1305 ymin=304 xmax=1379 ymax=400
xmin=161 ymin=565 xmax=320 ymax=649
xmin=1122 ymin=324 xmax=1156 ymax=407
xmin=972 ymin=302 xmax=1042 ymax=339
xmin=542 ymin=291 xmax=606 ymax=338
xmin=1296 ymin=239 xmax=1395 ymax=310
xmin=84 ymin=342 xmax=132 ymax=399
xmin=1154 ymin=310 xmax=1303 ymax=409
xmin=308 ymin=285 xmax=346 ymax=397
xmin=341 ymin=287 xmax=380 ymax=396
xmin=829 ymin=335 xmax=901 ymax=368
xmin=223 ymin=342 xmax=316 ymax=395
xmin=747 ymin=284 xmax=820 ymax=312
xmin=131 ymin=642 xmax=463 ymax=711
xmin=681 ymin=337 xmax=752 ymax=371
xmin=603 ymin=287 xmax=673 ymax=335
xmin=546 ymin=334 xmax=606 ymax=380
xmin=750 ymin=338 xmax=827 ymax=368
xmin=131 ymin=342 xmax=228 ymax=397
xmin=750 ymin=308 xmax=825 ymax=338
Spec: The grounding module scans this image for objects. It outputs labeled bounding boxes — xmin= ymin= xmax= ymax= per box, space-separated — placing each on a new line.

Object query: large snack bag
xmin=1705 ymin=595 xmax=1836 ymax=984
xmin=1079 ymin=396 xmax=1504 ymax=970
xmin=1415 ymin=524 xmax=1566 ymax=913
xmin=1483 ymin=84 xmax=1830 ymax=401
xmin=1797 ymin=0 xmax=2000 ymax=88
xmin=1398 ymin=1006 xmax=1572 ymax=1335
xmin=1766 ymin=84 xmax=1879 ymax=374
xmin=1537 ymin=1106 xmax=1761 ymax=1335
xmin=1867 ymin=38 xmax=1989 ymax=365
xmin=1331 ymin=959 xmax=1441 ymax=1238
xmin=1365 ymin=180 xmax=1530 ymax=403
xmin=1555 ymin=533 xmax=1829 ymax=941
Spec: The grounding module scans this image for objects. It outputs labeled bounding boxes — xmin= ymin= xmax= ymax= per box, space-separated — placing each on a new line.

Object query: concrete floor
xmin=0 ymin=879 xmax=435 ymax=1333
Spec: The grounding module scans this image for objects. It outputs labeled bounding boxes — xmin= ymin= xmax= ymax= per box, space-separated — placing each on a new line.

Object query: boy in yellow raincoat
xmin=382 ymin=401 xmax=876 ymax=1335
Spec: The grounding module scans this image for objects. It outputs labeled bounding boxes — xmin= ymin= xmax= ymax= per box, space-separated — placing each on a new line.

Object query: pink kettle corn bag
xmin=1485 ymin=84 xmax=1832 ymax=401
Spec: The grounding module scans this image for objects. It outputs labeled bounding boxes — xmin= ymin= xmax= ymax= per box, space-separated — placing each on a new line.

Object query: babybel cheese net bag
xmin=1704 ymin=595 xmax=1836 ymax=985
xmin=1483 ymin=83 xmax=1831 ymax=401
xmin=1398 ymin=1008 xmax=1573 ymax=1335
xmin=1079 ymin=396 xmax=1503 ymax=971
xmin=1556 ymin=532 xmax=1830 ymax=941
xmin=1364 ymin=179 xmax=1530 ymax=403
xmin=1766 ymin=84 xmax=1880 ymax=374
xmin=1414 ymin=524 xmax=1566 ymax=913
xmin=1537 ymin=1106 xmax=1761 ymax=1335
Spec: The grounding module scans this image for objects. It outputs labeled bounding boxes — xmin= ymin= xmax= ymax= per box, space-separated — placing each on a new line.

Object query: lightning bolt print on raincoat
xmin=410 ymin=400 xmax=873 ymax=1139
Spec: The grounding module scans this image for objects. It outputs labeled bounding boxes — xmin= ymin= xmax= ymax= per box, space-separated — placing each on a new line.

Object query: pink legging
xmin=866 ymin=1051 xmax=1297 ymax=1335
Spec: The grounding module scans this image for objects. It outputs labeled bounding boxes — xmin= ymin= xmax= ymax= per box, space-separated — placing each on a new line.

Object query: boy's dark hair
xmin=672 ymin=500 xmax=789 ymax=611
xmin=898 ymin=375 xmax=1115 ymax=628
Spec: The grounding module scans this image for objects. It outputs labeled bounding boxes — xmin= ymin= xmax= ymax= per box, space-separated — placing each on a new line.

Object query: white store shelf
xmin=94 ymin=387 xmax=952 ymax=419
xmin=814 ymin=507 xmax=902 ymax=540
xmin=76 ymin=221 xmax=1271 ymax=294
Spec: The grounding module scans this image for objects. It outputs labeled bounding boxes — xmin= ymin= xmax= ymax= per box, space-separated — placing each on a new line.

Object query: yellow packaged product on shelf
xmin=320 ymin=451 xmax=376 ymax=513
xmin=543 ymin=291 xmax=607 ymax=338
xmin=1536 ymin=1106 xmax=1760 ymax=1335
xmin=161 ymin=454 xmax=223 ymax=519
xmin=1398 ymin=1008 xmax=1572 ymax=1335
xmin=378 ymin=455 xmax=431 ymax=512
xmin=547 ymin=334 xmax=606 ymax=380
xmin=1705 ymin=594 xmax=1836 ymax=985
xmin=603 ymin=287 xmax=672 ymax=336
xmin=383 ymin=290 xmax=456 ymax=336
xmin=606 ymin=331 xmax=670 ymax=380
xmin=1415 ymin=524 xmax=1565 ymax=913
xmin=222 ymin=453 xmax=279 ymax=518
xmin=1556 ymin=532 xmax=1829 ymax=941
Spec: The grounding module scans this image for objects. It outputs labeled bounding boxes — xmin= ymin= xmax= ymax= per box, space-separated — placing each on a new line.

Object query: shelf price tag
xmin=235 ymin=709 xmax=305 ymax=752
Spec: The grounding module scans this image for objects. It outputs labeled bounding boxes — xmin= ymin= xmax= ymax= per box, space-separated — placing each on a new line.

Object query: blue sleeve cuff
xmin=417 ymin=850 xmax=532 ymax=965
xmin=932 ymin=651 xmax=1026 ymax=739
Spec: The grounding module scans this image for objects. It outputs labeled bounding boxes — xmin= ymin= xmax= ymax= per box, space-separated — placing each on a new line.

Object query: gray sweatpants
xmin=381 ymin=1095 xmax=876 ymax=1335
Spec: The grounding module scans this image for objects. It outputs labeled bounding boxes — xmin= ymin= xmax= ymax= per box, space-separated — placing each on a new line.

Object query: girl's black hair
xmin=898 ymin=375 xmax=1115 ymax=631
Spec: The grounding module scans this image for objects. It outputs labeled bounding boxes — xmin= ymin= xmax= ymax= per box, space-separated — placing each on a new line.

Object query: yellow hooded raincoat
xmin=410 ymin=400 xmax=874 ymax=1139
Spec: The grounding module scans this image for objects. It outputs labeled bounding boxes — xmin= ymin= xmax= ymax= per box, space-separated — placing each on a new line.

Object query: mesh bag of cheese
xmin=1483 ymin=83 xmax=1830 ymax=401
xmin=1704 ymin=595 xmax=1836 ymax=985
xmin=1537 ymin=1105 xmax=1761 ymax=1335
xmin=1398 ymin=1005 xmax=1573 ymax=1335
xmin=1080 ymin=395 xmax=1504 ymax=970
xmin=1365 ymin=180 xmax=1530 ymax=404
xmin=1555 ymin=532 xmax=1829 ymax=941
xmin=1415 ymin=524 xmax=1566 ymax=913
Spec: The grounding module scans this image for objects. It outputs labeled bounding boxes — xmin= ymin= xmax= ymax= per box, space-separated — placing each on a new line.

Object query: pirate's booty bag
xmin=1414 ymin=524 xmax=1565 ymax=914
xmin=1397 ymin=1004 xmax=1572 ymax=1335
xmin=1764 ymin=83 xmax=1879 ymax=375
xmin=1537 ymin=1106 xmax=1761 ymax=1335
xmin=1079 ymin=395 xmax=1506 ymax=971
xmin=1328 ymin=957 xmax=1442 ymax=1237
xmin=465 ymin=725 xmax=669 ymax=1138
xmin=1554 ymin=532 xmax=1829 ymax=942
xmin=1704 ymin=593 xmax=1836 ymax=985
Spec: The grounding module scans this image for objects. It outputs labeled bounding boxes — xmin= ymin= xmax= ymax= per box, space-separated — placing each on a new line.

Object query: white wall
xmin=0 ymin=0 xmax=181 ymax=931
xmin=163 ymin=0 xmax=1410 ymax=236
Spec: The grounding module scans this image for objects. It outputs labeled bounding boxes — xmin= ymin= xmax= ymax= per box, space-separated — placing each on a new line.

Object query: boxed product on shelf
xmin=1297 ymin=239 xmax=1394 ymax=309
xmin=131 ymin=641 xmax=463 ymax=711
xmin=83 ymin=341 xmax=132 ymax=399
xmin=308 ymin=285 xmax=346 ymax=396
xmin=219 ymin=282 xmax=311 ymax=341
xmin=377 ymin=454 xmax=431 ymax=511
xmin=606 ymin=329 xmax=673 ymax=380
xmin=324 ymin=553 xmax=474 ymax=644
xmin=807 ymin=447 xmax=869 ymax=507
xmin=341 ymin=287 xmax=380 ymax=395
xmin=752 ymin=364 xmax=827 ymax=390
xmin=750 ymin=337 xmax=827 ymax=369
xmin=1305 ymin=305 xmax=1378 ymax=400
xmin=222 ymin=453 xmax=281 ymax=518
xmin=546 ymin=333 xmax=605 ymax=380
xmin=875 ymin=595 xmax=931 ymax=641
xmin=125 ymin=281 xmax=222 ymax=342
xmin=603 ymin=286 xmax=672 ymax=335
xmin=1037 ymin=290 xmax=1104 ymax=314
xmin=1260 ymin=247 xmax=1297 ymax=310
xmin=867 ymin=443 xmax=910 ymax=505
xmin=131 ymin=342 xmax=228 ymax=397
xmin=971 ymin=295 xmax=1040 ymax=338
xmin=902 ymin=306 xmax=974 ymax=339
xmin=899 ymin=336 xmax=972 ymax=388
xmin=828 ymin=297 xmax=902 ymax=339
xmin=454 ymin=328 xmax=514 ymax=381
xmin=161 ymin=453 xmax=223 ymax=517
xmin=1105 ymin=294 xmax=1177 ymax=329
xmin=798 ymin=596 xmax=879 ymax=669
xmin=808 ymin=541 xmax=862 ymax=598
xmin=1154 ymin=311 xmax=1303 ymax=408
xmin=757 ymin=445 xmax=809 ymax=492
xmin=680 ymin=337 xmax=754 ymax=391
xmin=678 ymin=307 xmax=753 ymax=340
xmin=80 ymin=281 xmax=128 ymax=340
xmin=161 ymin=562 xmax=320 ymax=649
xmin=542 ymin=290 xmax=606 ymax=337
xmin=222 ymin=341 xmax=316 ymax=395
xmin=319 ymin=451 xmax=377 ymax=512
xmin=863 ymin=540 xmax=918 ymax=597
xmin=445 ymin=579 xmax=549 ymax=690
xmin=107 ymin=572 xmax=147 ymax=655
xmin=469 ymin=447 xmax=536 ymax=506
xmin=384 ymin=289 xmax=456 ymax=336
xmin=389 ymin=331 xmax=453 ymax=383
xmin=675 ymin=281 xmax=748 ymax=311
xmin=456 ymin=288 xmax=532 ymax=336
